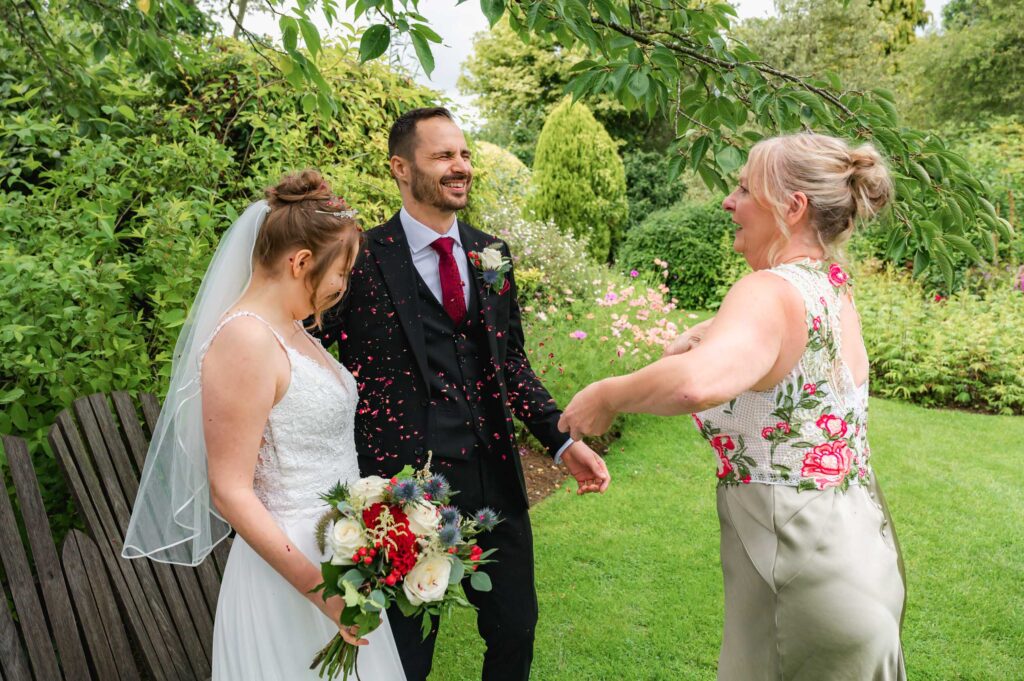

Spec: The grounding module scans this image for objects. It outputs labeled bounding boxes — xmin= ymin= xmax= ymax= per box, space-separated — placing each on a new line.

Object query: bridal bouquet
xmin=310 ymin=459 xmax=500 ymax=679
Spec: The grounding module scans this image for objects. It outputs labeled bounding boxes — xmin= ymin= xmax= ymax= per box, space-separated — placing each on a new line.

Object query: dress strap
xmin=199 ymin=310 xmax=292 ymax=369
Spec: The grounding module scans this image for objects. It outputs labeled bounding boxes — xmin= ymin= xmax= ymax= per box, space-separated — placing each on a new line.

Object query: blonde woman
xmin=560 ymin=134 xmax=906 ymax=679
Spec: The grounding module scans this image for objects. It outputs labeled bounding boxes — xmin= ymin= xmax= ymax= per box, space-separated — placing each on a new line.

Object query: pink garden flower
xmin=629 ymin=269 xmax=639 ymax=278
xmin=803 ymin=383 xmax=817 ymax=395
xmin=569 ymin=330 xmax=587 ymax=340
xmin=761 ymin=426 xmax=775 ymax=439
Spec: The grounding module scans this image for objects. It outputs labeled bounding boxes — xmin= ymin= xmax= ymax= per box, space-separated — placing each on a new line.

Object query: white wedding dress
xmin=209 ymin=311 xmax=407 ymax=681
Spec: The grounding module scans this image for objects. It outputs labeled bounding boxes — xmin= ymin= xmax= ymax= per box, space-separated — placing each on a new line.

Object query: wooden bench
xmin=48 ymin=391 xmax=233 ymax=681
xmin=1 ymin=434 xmax=139 ymax=680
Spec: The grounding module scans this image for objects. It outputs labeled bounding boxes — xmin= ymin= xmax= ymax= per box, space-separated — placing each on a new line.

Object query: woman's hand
xmin=314 ymin=594 xmax=369 ymax=646
xmin=558 ymin=379 xmax=617 ymax=442
xmin=663 ymin=318 xmax=714 ymax=358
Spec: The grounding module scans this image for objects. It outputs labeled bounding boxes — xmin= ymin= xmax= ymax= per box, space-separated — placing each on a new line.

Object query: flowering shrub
xmin=479 ymin=202 xmax=615 ymax=302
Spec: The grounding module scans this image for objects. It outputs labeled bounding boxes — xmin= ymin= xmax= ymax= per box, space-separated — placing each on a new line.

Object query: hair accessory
xmin=316 ymin=195 xmax=358 ymax=219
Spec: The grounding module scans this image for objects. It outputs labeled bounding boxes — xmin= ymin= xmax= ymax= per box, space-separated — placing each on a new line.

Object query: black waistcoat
xmin=415 ymin=272 xmax=505 ymax=461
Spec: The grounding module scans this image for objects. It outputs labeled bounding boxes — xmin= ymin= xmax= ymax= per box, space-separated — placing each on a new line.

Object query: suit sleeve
xmin=500 ymin=244 xmax=573 ymax=459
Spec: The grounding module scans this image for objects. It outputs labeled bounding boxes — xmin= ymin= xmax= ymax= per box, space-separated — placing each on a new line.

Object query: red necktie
xmin=429 ymin=237 xmax=467 ymax=326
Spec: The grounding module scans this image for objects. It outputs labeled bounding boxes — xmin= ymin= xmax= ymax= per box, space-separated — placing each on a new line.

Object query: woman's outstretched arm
xmin=558 ymin=271 xmax=796 ymax=440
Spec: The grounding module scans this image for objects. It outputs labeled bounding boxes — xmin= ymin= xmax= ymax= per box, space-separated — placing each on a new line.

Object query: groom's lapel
xmin=369 ymin=213 xmax=430 ymax=388
xmin=459 ymin=222 xmax=501 ymax=361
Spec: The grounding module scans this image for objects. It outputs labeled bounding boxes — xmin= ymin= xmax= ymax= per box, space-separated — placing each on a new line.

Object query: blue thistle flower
xmin=422 ymin=474 xmax=451 ymax=501
xmin=482 ymin=270 xmax=499 ymax=284
xmin=438 ymin=505 xmax=461 ymax=525
xmin=473 ymin=507 xmax=500 ymax=531
xmin=391 ymin=480 xmax=421 ymax=504
xmin=438 ymin=523 xmax=462 ymax=547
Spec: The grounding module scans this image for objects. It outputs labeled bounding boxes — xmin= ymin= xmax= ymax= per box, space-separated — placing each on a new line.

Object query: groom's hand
xmin=560 ymin=441 xmax=611 ymax=495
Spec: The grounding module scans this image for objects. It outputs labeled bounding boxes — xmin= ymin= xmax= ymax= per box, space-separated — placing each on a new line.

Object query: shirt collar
xmin=399 ymin=207 xmax=460 ymax=254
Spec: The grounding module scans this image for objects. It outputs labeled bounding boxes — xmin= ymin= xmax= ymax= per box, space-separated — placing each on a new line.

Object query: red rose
xmin=815 ymin=414 xmax=848 ymax=438
xmin=800 ymin=441 xmax=852 ymax=490
xmin=761 ymin=426 xmax=775 ymax=439
xmin=741 ymin=474 xmax=751 ymax=484
xmin=776 ymin=421 xmax=791 ymax=434
xmin=803 ymin=383 xmax=817 ymax=395
xmin=828 ymin=263 xmax=849 ymax=288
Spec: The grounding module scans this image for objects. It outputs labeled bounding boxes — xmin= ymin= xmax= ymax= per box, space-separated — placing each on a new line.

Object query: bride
xmin=122 ymin=170 xmax=406 ymax=680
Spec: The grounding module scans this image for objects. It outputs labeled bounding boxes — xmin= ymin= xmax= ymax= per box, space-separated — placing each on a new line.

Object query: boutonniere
xmin=467 ymin=242 xmax=513 ymax=293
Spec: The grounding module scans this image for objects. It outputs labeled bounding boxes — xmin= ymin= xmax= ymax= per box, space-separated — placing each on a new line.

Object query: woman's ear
xmin=290 ymin=249 xmax=314 ymax=278
xmin=787 ymin=191 xmax=809 ymax=227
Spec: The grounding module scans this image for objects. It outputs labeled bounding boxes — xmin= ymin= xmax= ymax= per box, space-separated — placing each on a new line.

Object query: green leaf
xmin=481 ymin=0 xmax=505 ymax=28
xmin=301 ymin=93 xmax=316 ymax=113
xmin=715 ymin=145 xmax=743 ymax=175
xmin=410 ymin=30 xmax=435 ymax=77
xmin=359 ymin=24 xmax=391 ymax=63
xmin=116 ymin=105 xmax=137 ymax=122
xmin=0 ymin=387 xmax=25 ymax=404
xmin=942 ymin=235 xmax=981 ymax=263
xmin=626 ymin=70 xmax=649 ymax=98
xmin=469 ymin=570 xmax=492 ymax=592
xmin=299 ymin=19 xmax=321 ymax=57
xmin=280 ymin=17 xmax=299 ymax=52
xmin=412 ymin=23 xmax=442 ymax=44
xmin=448 ymin=558 xmax=465 ymax=585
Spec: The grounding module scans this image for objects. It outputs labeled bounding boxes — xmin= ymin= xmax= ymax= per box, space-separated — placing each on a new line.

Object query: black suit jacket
xmin=317 ymin=213 xmax=567 ymax=506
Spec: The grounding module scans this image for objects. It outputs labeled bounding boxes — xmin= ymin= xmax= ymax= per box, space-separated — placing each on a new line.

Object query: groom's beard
xmin=409 ymin=162 xmax=471 ymax=212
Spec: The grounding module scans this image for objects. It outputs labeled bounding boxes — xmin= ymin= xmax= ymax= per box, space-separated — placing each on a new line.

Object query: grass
xmin=430 ymin=398 xmax=1024 ymax=680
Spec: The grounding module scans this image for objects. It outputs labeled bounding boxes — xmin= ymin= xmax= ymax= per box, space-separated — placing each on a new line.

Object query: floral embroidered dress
xmin=691 ymin=262 xmax=906 ymax=681
xmin=693 ymin=261 xmax=871 ymax=492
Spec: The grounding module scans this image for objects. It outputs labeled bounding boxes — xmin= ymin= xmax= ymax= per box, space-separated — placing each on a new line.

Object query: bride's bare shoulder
xmin=202 ymin=316 xmax=288 ymax=384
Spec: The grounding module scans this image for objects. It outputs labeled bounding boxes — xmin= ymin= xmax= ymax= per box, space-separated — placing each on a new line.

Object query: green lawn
xmin=431 ymin=399 xmax=1024 ymax=680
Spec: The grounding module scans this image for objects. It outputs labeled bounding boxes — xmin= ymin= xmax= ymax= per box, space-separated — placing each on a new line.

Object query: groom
xmin=317 ymin=107 xmax=610 ymax=681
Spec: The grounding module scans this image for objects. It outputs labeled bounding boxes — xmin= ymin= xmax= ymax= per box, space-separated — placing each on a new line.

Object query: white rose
xmin=406 ymin=502 xmax=440 ymax=538
xmin=327 ymin=518 xmax=365 ymax=566
xmin=479 ymin=247 xmax=503 ymax=270
xmin=402 ymin=553 xmax=452 ymax=605
xmin=349 ymin=475 xmax=389 ymax=508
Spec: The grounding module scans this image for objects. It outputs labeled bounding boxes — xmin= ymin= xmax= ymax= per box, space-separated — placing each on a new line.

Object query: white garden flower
xmin=402 ymin=553 xmax=452 ymax=605
xmin=348 ymin=475 xmax=389 ymax=508
xmin=327 ymin=518 xmax=365 ymax=566
xmin=406 ymin=501 xmax=440 ymax=538
xmin=479 ymin=247 xmax=504 ymax=270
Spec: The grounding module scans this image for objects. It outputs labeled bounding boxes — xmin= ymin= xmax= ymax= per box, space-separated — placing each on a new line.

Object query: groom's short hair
xmin=388 ymin=107 xmax=455 ymax=160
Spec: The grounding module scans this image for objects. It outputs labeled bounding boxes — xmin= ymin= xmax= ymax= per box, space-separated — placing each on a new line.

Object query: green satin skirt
xmin=716 ymin=478 xmax=906 ymax=681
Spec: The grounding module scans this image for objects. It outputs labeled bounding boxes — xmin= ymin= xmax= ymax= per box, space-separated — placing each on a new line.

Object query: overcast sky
xmin=223 ymin=0 xmax=950 ymax=127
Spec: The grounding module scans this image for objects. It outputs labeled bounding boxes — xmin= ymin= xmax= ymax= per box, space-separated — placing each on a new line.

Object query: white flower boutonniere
xmin=468 ymin=242 xmax=513 ymax=294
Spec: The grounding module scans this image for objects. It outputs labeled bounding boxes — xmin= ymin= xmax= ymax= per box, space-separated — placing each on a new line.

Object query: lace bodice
xmin=205 ymin=311 xmax=360 ymax=520
xmin=692 ymin=263 xmax=873 ymax=491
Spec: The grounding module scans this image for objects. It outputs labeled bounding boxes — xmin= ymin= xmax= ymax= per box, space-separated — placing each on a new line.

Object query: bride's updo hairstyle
xmin=744 ymin=133 xmax=893 ymax=264
xmin=258 ymin=169 xmax=361 ymax=326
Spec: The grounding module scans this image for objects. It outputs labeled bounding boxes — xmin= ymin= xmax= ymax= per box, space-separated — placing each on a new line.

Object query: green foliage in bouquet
xmin=527 ymin=98 xmax=628 ymax=262
xmin=857 ymin=264 xmax=1024 ymax=415
xmin=618 ymin=201 xmax=747 ymax=309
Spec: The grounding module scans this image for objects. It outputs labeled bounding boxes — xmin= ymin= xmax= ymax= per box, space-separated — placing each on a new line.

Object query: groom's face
xmin=406 ymin=117 xmax=473 ymax=212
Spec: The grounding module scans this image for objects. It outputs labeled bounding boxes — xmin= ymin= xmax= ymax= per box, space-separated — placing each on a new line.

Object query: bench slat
xmin=50 ymin=413 xmax=176 ymax=681
xmin=85 ymin=394 xmax=215 ymax=667
xmin=0 ymin=444 xmax=62 ymax=681
xmin=0 ymin=577 xmax=34 ymax=681
xmin=63 ymin=530 xmax=141 ymax=681
xmin=3 ymin=436 xmax=91 ymax=681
